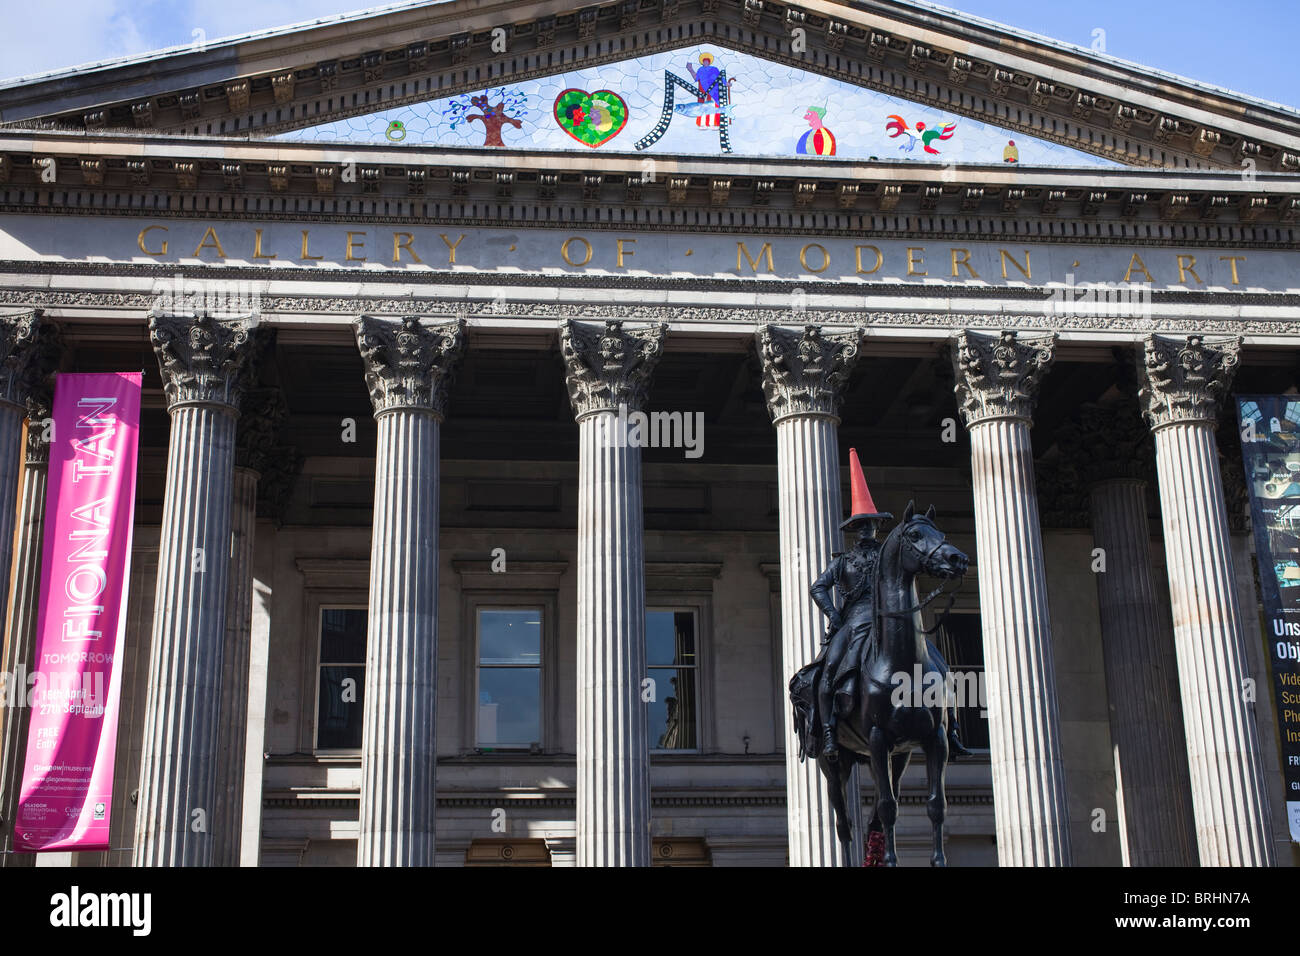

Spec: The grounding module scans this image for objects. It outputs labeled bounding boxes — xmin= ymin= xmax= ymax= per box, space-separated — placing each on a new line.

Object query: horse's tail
xmin=788 ymin=664 xmax=817 ymax=762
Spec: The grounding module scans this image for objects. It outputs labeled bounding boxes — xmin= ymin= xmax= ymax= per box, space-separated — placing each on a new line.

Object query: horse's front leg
xmin=923 ymin=722 xmax=949 ymax=867
xmin=867 ymin=726 xmax=898 ymax=866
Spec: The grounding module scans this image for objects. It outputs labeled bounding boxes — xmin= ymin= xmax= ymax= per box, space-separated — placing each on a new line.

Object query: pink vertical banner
xmin=14 ymin=372 xmax=141 ymax=852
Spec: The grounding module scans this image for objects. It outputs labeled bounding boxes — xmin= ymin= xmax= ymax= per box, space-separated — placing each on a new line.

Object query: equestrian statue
xmin=789 ymin=448 xmax=971 ymax=866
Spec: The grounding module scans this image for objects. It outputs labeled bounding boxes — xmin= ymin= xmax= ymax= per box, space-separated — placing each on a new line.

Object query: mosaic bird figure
xmin=885 ymin=115 xmax=958 ymax=155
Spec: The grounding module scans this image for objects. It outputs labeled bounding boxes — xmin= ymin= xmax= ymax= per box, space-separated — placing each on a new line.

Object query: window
xmin=646 ymin=609 xmax=698 ymax=751
xmin=316 ymin=607 xmax=367 ymax=750
xmin=476 ymin=607 xmax=542 ymax=750
xmin=933 ymin=612 xmax=989 ymax=752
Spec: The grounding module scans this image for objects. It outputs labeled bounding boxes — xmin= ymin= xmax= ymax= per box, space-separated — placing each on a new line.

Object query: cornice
xmin=1 ymin=134 xmax=1298 ymax=227
xmin=1 ymin=0 xmax=1297 ymax=173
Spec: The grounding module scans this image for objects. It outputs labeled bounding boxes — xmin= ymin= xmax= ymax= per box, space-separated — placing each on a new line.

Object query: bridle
xmin=877 ymin=518 xmax=964 ymax=635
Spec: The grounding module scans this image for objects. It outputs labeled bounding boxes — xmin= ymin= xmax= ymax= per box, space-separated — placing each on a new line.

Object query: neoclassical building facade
xmin=0 ymin=0 xmax=1297 ymax=867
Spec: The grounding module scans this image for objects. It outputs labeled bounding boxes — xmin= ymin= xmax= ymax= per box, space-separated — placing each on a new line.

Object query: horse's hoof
xmin=931 ymin=858 xmax=947 ymax=867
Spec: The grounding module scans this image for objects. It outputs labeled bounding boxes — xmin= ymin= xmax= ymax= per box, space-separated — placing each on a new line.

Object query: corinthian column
xmin=756 ymin=324 xmax=864 ymax=868
xmin=1058 ymin=401 xmax=1198 ymax=866
xmin=560 ymin=319 xmax=666 ymax=867
xmin=354 ymin=315 xmax=464 ymax=867
xmin=212 ymin=385 xmax=283 ymax=867
xmin=135 ymin=312 xmax=253 ymax=867
xmin=953 ymin=329 xmax=1071 ymax=866
xmin=0 ymin=322 xmax=58 ymax=868
xmin=1138 ymin=334 xmax=1275 ymax=866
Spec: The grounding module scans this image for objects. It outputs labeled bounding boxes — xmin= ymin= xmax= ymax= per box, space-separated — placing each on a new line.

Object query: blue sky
xmin=1 ymin=0 xmax=1294 ymax=108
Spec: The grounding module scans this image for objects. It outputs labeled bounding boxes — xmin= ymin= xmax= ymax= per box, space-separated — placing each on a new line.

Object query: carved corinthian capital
xmin=23 ymin=322 xmax=63 ymax=465
xmin=1138 ymin=333 xmax=1241 ymax=430
xmin=236 ymin=387 xmax=288 ymax=474
xmin=952 ymin=329 xmax=1056 ymax=427
xmin=755 ymin=324 xmax=863 ymax=423
xmin=149 ymin=311 xmax=255 ymax=412
xmin=0 ymin=309 xmax=42 ymax=411
xmin=559 ymin=319 xmax=667 ymax=420
xmin=353 ymin=315 xmax=466 ymax=417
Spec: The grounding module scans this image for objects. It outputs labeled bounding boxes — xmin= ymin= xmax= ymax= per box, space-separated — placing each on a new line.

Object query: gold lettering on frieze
xmin=138 ymin=225 xmax=168 ymax=256
xmin=999 ymin=249 xmax=1031 ymax=281
xmin=800 ymin=243 xmax=830 ymax=274
xmin=300 ymin=230 xmax=323 ymax=260
xmin=440 ymin=233 xmax=467 ymax=265
xmin=950 ymin=247 xmax=978 ymax=278
xmin=906 ymin=247 xmax=927 ymax=276
xmin=737 ymin=242 xmax=774 ymax=273
xmin=562 ymin=237 xmax=593 ymax=267
xmin=393 ymin=233 xmax=422 ymax=264
xmin=855 ymin=245 xmax=883 ymax=275
xmin=192 ymin=227 xmax=226 ymax=259
xmin=345 ymin=231 xmax=366 ymax=262
xmin=617 ymin=238 xmax=636 ymax=268
xmin=252 ymin=228 xmax=277 ymax=260
xmin=1219 ymin=255 xmax=1245 ymax=286
xmin=1176 ymin=254 xmax=1202 ymax=284
xmin=1122 ymin=252 xmax=1153 ymax=283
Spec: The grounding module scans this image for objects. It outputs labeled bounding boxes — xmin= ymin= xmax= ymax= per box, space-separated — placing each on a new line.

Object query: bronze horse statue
xmin=790 ymin=501 xmax=969 ymax=866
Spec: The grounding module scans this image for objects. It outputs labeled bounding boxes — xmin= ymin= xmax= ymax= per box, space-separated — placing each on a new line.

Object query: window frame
xmin=645 ymin=601 xmax=709 ymax=755
xmin=460 ymin=590 xmax=559 ymax=755
xmin=312 ymin=603 xmax=369 ymax=755
xmin=473 ymin=604 xmax=546 ymax=752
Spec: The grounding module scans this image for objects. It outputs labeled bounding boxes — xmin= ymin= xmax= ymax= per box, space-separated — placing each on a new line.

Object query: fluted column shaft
xmin=134 ymin=404 xmax=238 ymax=866
xmin=1089 ymin=479 xmax=1198 ymax=865
xmin=561 ymin=319 xmax=666 ymax=867
xmin=135 ymin=312 xmax=253 ymax=867
xmin=775 ymin=414 xmax=863 ymax=867
xmin=1153 ymin=424 xmax=1273 ymax=865
xmin=353 ymin=315 xmax=463 ymax=867
xmin=1139 ymin=333 xmax=1274 ymax=866
xmin=969 ymin=418 xmax=1072 ymax=864
xmin=955 ymin=329 xmax=1071 ymax=866
xmin=0 ymin=442 xmax=48 ymax=867
xmin=211 ymin=465 xmax=258 ymax=867
xmin=576 ymin=411 xmax=650 ymax=867
xmin=357 ymin=410 xmax=440 ymax=866
xmin=756 ymin=324 xmax=864 ymax=867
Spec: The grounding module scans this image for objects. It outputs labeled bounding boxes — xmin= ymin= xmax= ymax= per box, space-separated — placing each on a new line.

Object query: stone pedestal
xmin=953 ymin=329 xmax=1072 ymax=866
xmin=134 ymin=312 xmax=253 ymax=867
xmin=1059 ymin=401 xmax=1198 ymax=866
xmin=561 ymin=319 xmax=666 ymax=867
xmin=757 ymin=324 xmax=864 ymax=868
xmin=353 ymin=315 xmax=464 ymax=867
xmin=1138 ymin=334 xmax=1275 ymax=866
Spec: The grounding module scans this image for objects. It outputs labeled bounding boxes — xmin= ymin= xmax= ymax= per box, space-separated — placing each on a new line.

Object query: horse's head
xmin=895 ymin=501 xmax=969 ymax=580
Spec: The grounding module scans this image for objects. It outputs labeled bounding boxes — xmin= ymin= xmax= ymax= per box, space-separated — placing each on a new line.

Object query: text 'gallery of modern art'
xmin=0 ymin=0 xmax=1298 ymax=868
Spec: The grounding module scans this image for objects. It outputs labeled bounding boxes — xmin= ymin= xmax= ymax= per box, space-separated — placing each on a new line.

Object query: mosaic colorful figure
xmin=686 ymin=52 xmax=733 ymax=128
xmin=553 ymin=88 xmax=629 ymax=147
xmin=465 ymin=94 xmax=524 ymax=147
xmin=885 ymin=114 xmax=958 ymax=155
xmin=796 ymin=106 xmax=836 ymax=156
xmin=1004 ymin=139 xmax=1019 ymax=163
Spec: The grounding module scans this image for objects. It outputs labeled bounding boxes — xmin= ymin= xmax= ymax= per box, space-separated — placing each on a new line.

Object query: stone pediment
xmin=0 ymin=0 xmax=1296 ymax=172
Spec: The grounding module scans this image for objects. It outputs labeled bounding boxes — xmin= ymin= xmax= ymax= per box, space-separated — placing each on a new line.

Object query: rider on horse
xmin=807 ymin=449 xmax=972 ymax=762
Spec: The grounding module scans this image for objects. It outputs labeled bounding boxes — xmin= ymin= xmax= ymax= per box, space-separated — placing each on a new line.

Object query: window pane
xmin=317 ymin=665 xmax=365 ymax=749
xmin=648 ymin=666 xmax=697 ymax=750
xmin=646 ymin=611 xmax=696 ymax=667
xmin=478 ymin=609 xmax=542 ymax=665
xmin=478 ymin=668 xmax=541 ymax=748
xmin=940 ymin=614 xmax=983 ymax=667
xmin=320 ymin=608 xmax=367 ymax=663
